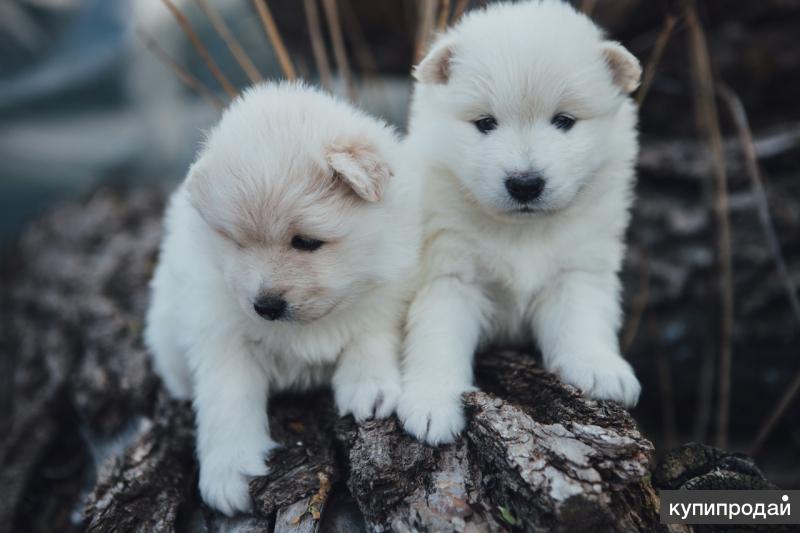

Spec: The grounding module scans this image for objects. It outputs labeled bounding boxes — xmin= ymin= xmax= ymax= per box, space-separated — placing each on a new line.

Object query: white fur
xmin=398 ymin=0 xmax=642 ymax=445
xmin=145 ymin=82 xmax=420 ymax=515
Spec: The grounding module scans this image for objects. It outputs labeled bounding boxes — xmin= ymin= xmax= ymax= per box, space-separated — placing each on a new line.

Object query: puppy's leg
xmin=333 ymin=326 xmax=402 ymax=421
xmin=145 ymin=281 xmax=193 ymax=399
xmin=192 ymin=333 xmax=275 ymax=516
xmin=532 ymin=270 xmax=640 ymax=407
xmin=145 ymin=319 xmax=192 ymax=399
xmin=397 ymin=276 xmax=488 ymax=445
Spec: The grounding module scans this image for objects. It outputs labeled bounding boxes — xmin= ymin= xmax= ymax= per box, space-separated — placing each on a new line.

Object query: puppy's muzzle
xmin=505 ymin=172 xmax=545 ymax=203
xmin=253 ymin=295 xmax=287 ymax=321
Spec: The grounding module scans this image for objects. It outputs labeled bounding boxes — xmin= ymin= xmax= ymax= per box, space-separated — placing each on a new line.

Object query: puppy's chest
xmin=474 ymin=240 xmax=560 ymax=341
xmin=473 ymin=234 xmax=559 ymax=297
xmin=245 ymin=329 xmax=347 ymax=390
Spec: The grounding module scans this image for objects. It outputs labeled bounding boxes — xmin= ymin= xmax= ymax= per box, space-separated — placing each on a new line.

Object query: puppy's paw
xmin=553 ymin=354 xmax=641 ymax=408
xmin=199 ymin=439 xmax=276 ymax=516
xmin=334 ymin=371 xmax=402 ymax=422
xmin=396 ymin=385 xmax=472 ymax=445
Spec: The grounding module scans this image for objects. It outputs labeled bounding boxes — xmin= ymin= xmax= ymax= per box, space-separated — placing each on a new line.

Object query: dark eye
xmin=291 ymin=235 xmax=324 ymax=252
xmin=473 ymin=115 xmax=498 ymax=134
xmin=551 ymin=113 xmax=576 ymax=131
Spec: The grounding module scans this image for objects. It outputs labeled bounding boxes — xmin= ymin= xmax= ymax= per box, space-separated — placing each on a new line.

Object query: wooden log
xmin=1 ymin=188 xmax=669 ymax=532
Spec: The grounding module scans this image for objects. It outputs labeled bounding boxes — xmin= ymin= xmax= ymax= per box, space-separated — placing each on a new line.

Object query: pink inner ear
xmin=326 ymin=144 xmax=392 ymax=203
xmin=414 ymin=37 xmax=455 ymax=85
xmin=602 ymin=42 xmax=642 ymax=94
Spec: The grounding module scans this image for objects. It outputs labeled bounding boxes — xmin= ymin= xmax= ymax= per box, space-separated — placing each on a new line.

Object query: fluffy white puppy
xmin=145 ymin=82 xmax=419 ymax=515
xmin=397 ymin=0 xmax=643 ymax=445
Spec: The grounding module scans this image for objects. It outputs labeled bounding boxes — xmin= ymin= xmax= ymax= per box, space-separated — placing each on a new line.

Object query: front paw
xmin=553 ymin=353 xmax=641 ymax=408
xmin=396 ymin=384 xmax=472 ymax=445
xmin=334 ymin=371 xmax=402 ymax=422
xmin=199 ymin=439 xmax=276 ymax=516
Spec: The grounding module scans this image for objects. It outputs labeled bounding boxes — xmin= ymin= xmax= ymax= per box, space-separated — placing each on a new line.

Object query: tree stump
xmin=2 ymin=188 xmax=661 ymax=532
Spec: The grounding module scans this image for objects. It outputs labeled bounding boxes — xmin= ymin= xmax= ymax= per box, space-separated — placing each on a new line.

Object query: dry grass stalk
xmin=621 ymin=257 xmax=674 ymax=445
xmin=622 ymin=257 xmax=651 ymax=351
xmin=692 ymin=337 xmax=716 ymax=443
xmin=717 ymin=84 xmax=800 ymax=454
xmin=438 ymin=0 xmax=451 ymax=31
xmin=194 ymin=0 xmax=263 ymax=84
xmin=160 ymin=0 xmax=237 ymax=97
xmin=138 ymin=28 xmax=225 ymax=110
xmin=657 ymin=347 xmax=678 ymax=449
xmin=636 ymin=14 xmax=677 ymax=106
xmin=252 ymin=0 xmax=297 ymax=80
xmin=339 ymin=0 xmax=393 ymax=113
xmin=414 ymin=0 xmax=438 ymax=63
xmin=339 ymin=0 xmax=379 ymax=75
xmin=453 ymin=0 xmax=470 ymax=23
xmin=685 ymin=0 xmax=734 ymax=450
xmin=718 ymin=85 xmax=800 ymax=324
xmin=750 ymin=372 xmax=800 ymax=455
xmin=339 ymin=0 xmax=378 ymax=76
xmin=321 ymin=0 xmax=356 ymax=100
xmin=303 ymin=0 xmax=333 ymax=89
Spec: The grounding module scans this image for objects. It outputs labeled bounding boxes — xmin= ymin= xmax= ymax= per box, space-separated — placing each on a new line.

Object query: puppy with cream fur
xmin=145 ymin=83 xmax=419 ymax=515
xmin=397 ymin=0 xmax=642 ymax=444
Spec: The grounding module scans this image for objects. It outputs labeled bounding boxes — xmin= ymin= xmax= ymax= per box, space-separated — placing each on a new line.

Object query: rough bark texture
xmin=2 ymin=188 xmax=668 ymax=532
xmin=652 ymin=442 xmax=778 ymax=492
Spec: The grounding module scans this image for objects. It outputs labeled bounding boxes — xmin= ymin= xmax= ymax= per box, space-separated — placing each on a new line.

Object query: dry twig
xmin=685 ymin=0 xmax=734 ymax=449
xmin=339 ymin=0 xmax=379 ymax=78
xmin=637 ymin=14 xmax=678 ymax=106
xmin=252 ymin=0 xmax=297 ymax=80
xmin=414 ymin=0 xmax=438 ymax=63
xmin=718 ymin=85 xmax=800 ymax=324
xmin=622 ymin=257 xmax=651 ymax=351
xmin=750 ymin=372 xmax=800 ymax=455
xmin=657 ymin=348 xmax=678 ymax=449
xmin=303 ymin=0 xmax=333 ymax=89
xmin=339 ymin=0 xmax=393 ymax=114
xmin=692 ymin=335 xmax=716 ymax=444
xmin=321 ymin=0 xmax=356 ymax=100
xmin=160 ymin=0 xmax=237 ymax=97
xmin=194 ymin=0 xmax=263 ymax=84
xmin=137 ymin=28 xmax=225 ymax=110
xmin=453 ymin=0 xmax=470 ymax=23
xmin=717 ymin=84 xmax=800 ymax=454
xmin=438 ymin=0 xmax=451 ymax=31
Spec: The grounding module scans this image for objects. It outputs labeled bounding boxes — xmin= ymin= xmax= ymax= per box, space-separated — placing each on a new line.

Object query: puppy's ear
xmin=601 ymin=41 xmax=641 ymax=94
xmin=326 ymin=142 xmax=393 ymax=203
xmin=185 ymin=163 xmax=211 ymax=214
xmin=414 ymin=36 xmax=456 ymax=84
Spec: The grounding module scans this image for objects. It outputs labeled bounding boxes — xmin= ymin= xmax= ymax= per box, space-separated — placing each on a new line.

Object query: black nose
xmin=505 ymin=173 xmax=545 ymax=203
xmin=253 ymin=296 xmax=287 ymax=320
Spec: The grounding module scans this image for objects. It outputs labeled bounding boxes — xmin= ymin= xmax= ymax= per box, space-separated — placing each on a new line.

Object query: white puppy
xmin=397 ymin=0 xmax=642 ymax=445
xmin=145 ymin=82 xmax=419 ymax=515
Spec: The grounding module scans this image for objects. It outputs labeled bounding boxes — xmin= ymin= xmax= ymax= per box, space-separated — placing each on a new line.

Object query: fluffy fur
xmin=145 ymin=82 xmax=420 ymax=515
xmin=397 ymin=0 xmax=643 ymax=445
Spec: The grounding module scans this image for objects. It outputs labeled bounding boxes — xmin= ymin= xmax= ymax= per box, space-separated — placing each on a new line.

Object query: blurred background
xmin=1 ymin=0 xmax=798 ymax=507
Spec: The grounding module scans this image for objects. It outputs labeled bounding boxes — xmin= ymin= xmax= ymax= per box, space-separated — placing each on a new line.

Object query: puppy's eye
xmin=291 ymin=235 xmax=325 ymax=252
xmin=551 ymin=113 xmax=576 ymax=131
xmin=473 ymin=115 xmax=498 ymax=134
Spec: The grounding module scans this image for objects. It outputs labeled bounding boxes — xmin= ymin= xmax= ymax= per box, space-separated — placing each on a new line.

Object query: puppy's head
xmin=411 ymin=0 xmax=640 ymax=219
xmin=186 ymin=83 xmax=397 ymax=323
